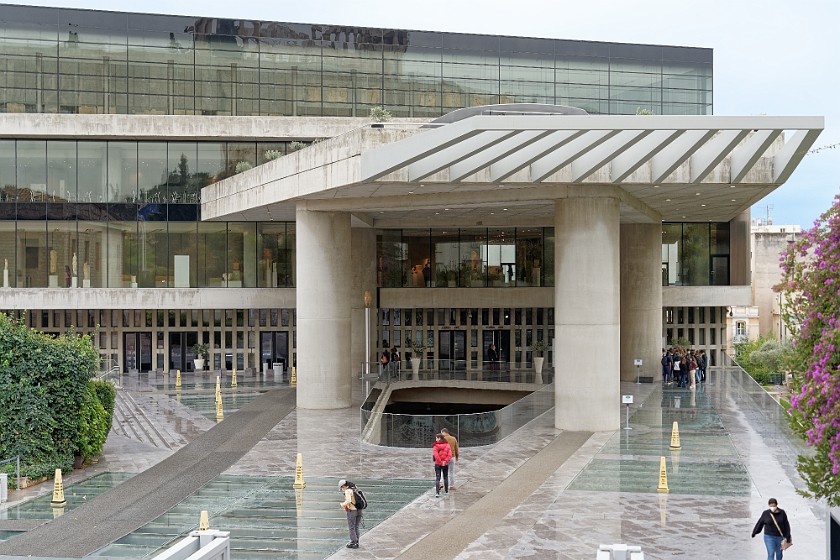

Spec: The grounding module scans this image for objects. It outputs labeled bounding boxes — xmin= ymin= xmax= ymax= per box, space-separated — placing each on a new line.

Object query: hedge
xmin=0 ymin=313 xmax=99 ymax=480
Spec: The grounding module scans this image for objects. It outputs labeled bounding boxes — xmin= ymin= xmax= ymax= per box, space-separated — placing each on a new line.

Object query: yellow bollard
xmin=657 ymin=456 xmax=669 ymax=493
xmin=669 ymin=421 xmax=681 ymax=450
xmin=50 ymin=468 xmax=66 ymax=506
xmin=290 ymin=366 xmax=297 ymax=387
xmin=215 ymin=394 xmax=224 ymax=421
xmin=292 ymin=452 xmax=306 ymax=489
xmin=199 ymin=510 xmax=209 ymax=531
xmin=231 ymin=366 xmax=237 ymax=388
xmin=175 ymin=369 xmax=182 ymax=389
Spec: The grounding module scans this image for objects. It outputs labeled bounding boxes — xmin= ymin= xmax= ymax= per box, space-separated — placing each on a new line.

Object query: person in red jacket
xmin=432 ymin=433 xmax=452 ymax=497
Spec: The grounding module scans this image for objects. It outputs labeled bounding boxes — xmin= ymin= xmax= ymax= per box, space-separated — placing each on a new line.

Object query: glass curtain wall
xmin=661 ymin=222 xmax=730 ymax=286
xmin=377 ymin=228 xmax=553 ymax=288
xmin=0 ymin=5 xmax=713 ymax=117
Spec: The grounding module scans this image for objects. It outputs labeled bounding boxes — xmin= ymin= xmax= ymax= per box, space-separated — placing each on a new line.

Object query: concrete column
xmin=295 ymin=205 xmax=352 ymax=409
xmin=620 ymin=223 xmax=663 ymax=382
xmin=351 ymin=228 xmax=377 ymax=378
xmin=555 ymin=194 xmax=620 ymax=431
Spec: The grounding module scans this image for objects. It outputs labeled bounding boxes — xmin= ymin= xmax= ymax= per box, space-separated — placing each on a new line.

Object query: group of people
xmin=661 ymin=347 xmax=707 ymax=389
xmin=338 ymin=428 xmax=460 ymax=550
xmin=379 ymin=346 xmax=400 ymax=377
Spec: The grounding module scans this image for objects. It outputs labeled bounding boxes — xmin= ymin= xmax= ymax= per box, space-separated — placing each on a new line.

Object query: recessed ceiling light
xmin=701 ymin=204 xmax=706 ymax=207
xmin=695 ymin=192 xmax=701 ymax=196
xmin=731 ymin=199 xmax=736 ymax=202
xmin=682 ymin=215 xmax=686 ymax=219
xmin=490 ymin=212 xmax=495 ymax=215
xmin=444 ymin=208 xmax=449 ymax=211
xmin=665 ymin=199 xmax=671 ymax=202
xmin=435 ymin=212 xmax=440 ymax=215
xmin=380 ymin=211 xmax=384 ymax=214
xmin=408 ymin=191 xmax=414 ymax=194
xmin=503 ymin=208 xmax=508 ymax=211
xmin=653 ymin=185 xmax=660 ymax=188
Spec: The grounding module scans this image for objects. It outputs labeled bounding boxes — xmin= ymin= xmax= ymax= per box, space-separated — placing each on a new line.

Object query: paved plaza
xmin=0 ymin=365 xmax=827 ymax=559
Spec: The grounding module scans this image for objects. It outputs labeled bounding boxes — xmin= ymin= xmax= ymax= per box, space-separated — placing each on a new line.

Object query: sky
xmin=8 ymin=0 xmax=840 ymax=228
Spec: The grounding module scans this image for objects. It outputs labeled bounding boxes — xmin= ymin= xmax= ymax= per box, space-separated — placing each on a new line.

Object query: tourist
xmin=339 ymin=479 xmax=362 ymax=549
xmin=440 ymin=427 xmax=459 ymax=489
xmin=752 ymin=497 xmax=791 ymax=559
xmin=432 ymin=433 xmax=452 ymax=497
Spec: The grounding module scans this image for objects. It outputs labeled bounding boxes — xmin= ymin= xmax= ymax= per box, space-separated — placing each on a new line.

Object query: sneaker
xmin=346 ymin=543 xmax=356 ymax=548
xmin=435 ymin=493 xmax=440 ymax=497
xmin=444 ymin=491 xmax=449 ymax=495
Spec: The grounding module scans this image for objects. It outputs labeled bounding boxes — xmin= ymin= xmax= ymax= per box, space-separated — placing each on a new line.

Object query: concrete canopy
xmin=201 ymin=114 xmax=823 ymax=227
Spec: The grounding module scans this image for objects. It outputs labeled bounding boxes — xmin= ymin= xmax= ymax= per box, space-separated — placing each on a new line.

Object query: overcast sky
xmin=9 ymin=0 xmax=840 ymax=227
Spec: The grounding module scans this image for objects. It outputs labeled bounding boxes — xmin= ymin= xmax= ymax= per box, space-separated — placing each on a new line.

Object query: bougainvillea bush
xmin=0 ymin=313 xmax=102 ymax=480
xmin=778 ymin=191 xmax=840 ymax=505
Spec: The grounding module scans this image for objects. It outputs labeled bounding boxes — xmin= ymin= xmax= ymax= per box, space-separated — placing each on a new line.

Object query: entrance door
xmin=124 ymin=332 xmax=153 ymax=373
xmin=438 ymin=330 xmax=467 ymax=372
xmin=260 ymin=332 xmax=289 ymax=373
xmin=169 ymin=332 xmax=198 ymax=372
xmin=482 ymin=330 xmax=510 ymax=370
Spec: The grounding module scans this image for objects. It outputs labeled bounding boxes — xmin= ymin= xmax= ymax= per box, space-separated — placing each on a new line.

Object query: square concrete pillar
xmin=296 ymin=205 xmax=352 ymax=409
xmin=620 ymin=223 xmax=663 ymax=382
xmin=554 ymin=195 xmax=620 ymax=431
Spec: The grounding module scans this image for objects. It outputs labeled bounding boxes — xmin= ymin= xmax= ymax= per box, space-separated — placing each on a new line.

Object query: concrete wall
xmin=730 ymin=209 xmax=751 ymax=286
xmin=752 ymin=229 xmax=798 ymax=338
xmin=662 ymin=285 xmax=752 ymax=308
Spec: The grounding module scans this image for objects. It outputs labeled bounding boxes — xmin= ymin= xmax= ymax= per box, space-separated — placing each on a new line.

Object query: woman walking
xmin=752 ymin=498 xmax=791 ymax=559
xmin=432 ymin=433 xmax=452 ymax=497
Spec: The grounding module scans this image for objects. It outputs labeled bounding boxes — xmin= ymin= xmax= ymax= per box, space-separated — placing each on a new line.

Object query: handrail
xmin=0 ymin=455 xmax=21 ymax=494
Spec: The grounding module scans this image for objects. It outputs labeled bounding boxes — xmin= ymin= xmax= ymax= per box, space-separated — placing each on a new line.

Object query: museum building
xmin=0 ymin=4 xmax=821 ymax=429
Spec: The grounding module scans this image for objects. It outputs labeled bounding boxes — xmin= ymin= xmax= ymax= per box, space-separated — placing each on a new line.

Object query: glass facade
xmin=378 ymin=227 xmax=552 ymax=288
xmin=661 ymin=222 xmax=730 ymax=286
xmin=0 ymin=5 xmax=713 ymax=117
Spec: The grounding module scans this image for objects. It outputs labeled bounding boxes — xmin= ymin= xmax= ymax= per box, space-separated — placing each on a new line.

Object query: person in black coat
xmin=752 ymin=497 xmax=791 ymax=559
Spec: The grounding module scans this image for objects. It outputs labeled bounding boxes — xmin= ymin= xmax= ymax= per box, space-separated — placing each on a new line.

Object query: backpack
xmin=352 ymin=487 xmax=368 ymax=510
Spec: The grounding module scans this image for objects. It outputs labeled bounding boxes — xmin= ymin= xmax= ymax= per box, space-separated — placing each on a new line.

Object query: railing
xmin=151 ymin=529 xmax=230 ymax=560
xmin=360 ymin=383 xmax=554 ymax=448
xmin=360 ymin=360 xmax=553 ymax=386
xmin=97 ymin=363 xmax=122 ymax=388
xmin=722 ymin=354 xmax=807 ymax=459
xmin=0 ymin=455 xmax=21 ymax=493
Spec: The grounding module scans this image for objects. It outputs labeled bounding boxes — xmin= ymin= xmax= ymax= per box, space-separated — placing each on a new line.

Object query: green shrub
xmin=90 ymin=379 xmax=115 ymax=434
xmin=0 ymin=313 xmax=98 ymax=478
xmin=75 ymin=383 xmax=110 ymax=461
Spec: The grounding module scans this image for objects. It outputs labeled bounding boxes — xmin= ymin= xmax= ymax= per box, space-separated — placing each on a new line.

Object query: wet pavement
xmin=0 ymin=366 xmax=827 ymax=559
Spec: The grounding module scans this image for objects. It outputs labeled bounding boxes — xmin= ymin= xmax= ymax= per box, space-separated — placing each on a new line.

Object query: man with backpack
xmin=338 ymin=479 xmax=366 ymax=548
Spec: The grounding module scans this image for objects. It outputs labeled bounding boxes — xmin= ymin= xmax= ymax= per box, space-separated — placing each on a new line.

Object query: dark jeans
xmin=346 ymin=508 xmax=361 ymax=544
xmin=434 ymin=464 xmax=449 ymax=493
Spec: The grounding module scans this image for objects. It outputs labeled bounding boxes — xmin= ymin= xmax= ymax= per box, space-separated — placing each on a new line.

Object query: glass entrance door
xmin=169 ymin=332 xmax=199 ymax=372
xmin=482 ymin=330 xmax=510 ymax=371
xmin=124 ymin=332 xmax=153 ymax=373
xmin=260 ymin=332 xmax=289 ymax=373
xmin=438 ymin=330 xmax=467 ymax=372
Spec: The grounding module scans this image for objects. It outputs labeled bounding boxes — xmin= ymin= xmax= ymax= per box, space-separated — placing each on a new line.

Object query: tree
xmin=777 ymin=192 xmax=840 ymax=504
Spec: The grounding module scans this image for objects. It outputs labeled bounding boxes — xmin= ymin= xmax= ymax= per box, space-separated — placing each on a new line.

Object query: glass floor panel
xmin=568 ymin=385 xmax=752 ymax=496
xmin=93 ymin=476 xmax=429 ymax=559
xmin=0 ymin=472 xmax=136 ymax=522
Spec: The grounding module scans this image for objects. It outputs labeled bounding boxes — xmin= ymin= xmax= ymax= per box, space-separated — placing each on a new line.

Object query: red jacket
xmin=433 ymin=440 xmax=452 ymax=466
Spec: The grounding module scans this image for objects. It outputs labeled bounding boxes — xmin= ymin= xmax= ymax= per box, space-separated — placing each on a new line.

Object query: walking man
xmin=440 ymin=428 xmax=459 ymax=489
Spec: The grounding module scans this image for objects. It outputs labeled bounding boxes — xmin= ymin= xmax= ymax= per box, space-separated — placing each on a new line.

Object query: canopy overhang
xmin=201 ymin=114 xmax=823 ymax=227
